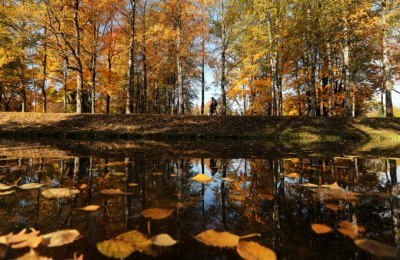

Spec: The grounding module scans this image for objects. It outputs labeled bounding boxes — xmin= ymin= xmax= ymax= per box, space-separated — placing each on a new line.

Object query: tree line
xmin=0 ymin=0 xmax=399 ymax=116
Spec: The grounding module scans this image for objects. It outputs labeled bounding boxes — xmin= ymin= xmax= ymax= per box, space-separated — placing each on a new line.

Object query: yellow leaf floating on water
xmin=42 ymin=230 xmax=80 ymax=247
xmin=354 ymin=239 xmax=400 ymax=258
xmin=321 ymin=182 xmax=343 ymax=190
xmin=283 ymin=173 xmax=300 ymax=178
xmin=311 ymin=224 xmax=333 ymax=234
xmin=151 ymin=234 xmax=177 ymax=246
xmin=129 ymin=183 xmax=138 ymax=187
xmin=325 ymin=204 xmax=343 ymax=211
xmin=141 ymin=208 xmax=174 ymax=220
xmin=79 ymin=184 xmax=87 ymax=189
xmin=76 ymin=205 xmax=100 ymax=211
xmin=14 ymin=250 xmax=52 ymax=260
xmin=0 ymin=228 xmax=42 ymax=249
xmin=100 ymin=189 xmax=131 ymax=195
xmin=170 ymin=174 xmax=177 ymax=177
xmin=41 ymin=188 xmax=79 ymax=199
xmin=97 ymin=230 xmax=151 ymax=258
xmin=236 ymin=241 xmax=276 ymax=260
xmin=299 ymin=183 xmax=319 ymax=188
xmin=0 ymin=183 xmax=13 ymax=191
xmin=152 ymin=172 xmax=163 ymax=176
xmin=0 ymin=190 xmax=14 ymax=196
xmin=338 ymin=228 xmax=361 ymax=239
xmin=109 ymin=172 xmax=125 ymax=176
xmin=18 ymin=183 xmax=46 ymax=190
xmin=193 ymin=230 xmax=260 ymax=248
xmin=189 ymin=174 xmax=214 ymax=182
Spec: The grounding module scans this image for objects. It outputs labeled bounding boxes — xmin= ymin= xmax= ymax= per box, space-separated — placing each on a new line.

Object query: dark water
xmin=0 ymin=139 xmax=400 ymax=259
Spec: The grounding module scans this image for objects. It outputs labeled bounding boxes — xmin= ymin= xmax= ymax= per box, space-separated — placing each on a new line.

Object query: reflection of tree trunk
xmin=60 ymin=160 xmax=64 ymax=186
xmin=330 ymin=159 xmax=336 ymax=183
xmin=390 ymin=159 xmax=397 ymax=194
xmin=73 ymin=157 xmax=81 ymax=184
xmin=348 ymin=160 xmax=354 ymax=190
xmin=87 ymin=157 xmax=93 ymax=204
xmin=125 ymin=157 xmax=132 ymax=230
xmin=221 ymin=159 xmax=227 ymax=228
xmin=354 ymin=158 xmax=359 ymax=192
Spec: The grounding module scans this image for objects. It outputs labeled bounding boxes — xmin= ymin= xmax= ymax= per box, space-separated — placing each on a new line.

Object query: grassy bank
xmin=0 ymin=112 xmax=400 ymax=142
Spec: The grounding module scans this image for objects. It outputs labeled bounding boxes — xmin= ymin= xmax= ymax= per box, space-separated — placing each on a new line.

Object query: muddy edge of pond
xmin=1 ymin=112 xmax=400 ymax=142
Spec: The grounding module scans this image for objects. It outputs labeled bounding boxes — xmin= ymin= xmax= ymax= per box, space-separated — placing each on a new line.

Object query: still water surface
xmin=0 ymin=139 xmax=399 ymax=259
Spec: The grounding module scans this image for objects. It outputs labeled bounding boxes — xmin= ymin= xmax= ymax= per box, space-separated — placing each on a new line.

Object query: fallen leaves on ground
xmin=97 ymin=230 xmax=151 ymax=258
xmin=41 ymin=188 xmax=80 ymax=199
xmin=311 ymin=224 xmax=333 ymax=234
xmin=141 ymin=208 xmax=174 ymax=220
xmin=151 ymin=234 xmax=177 ymax=246
xmin=236 ymin=241 xmax=276 ymax=260
xmin=193 ymin=230 xmax=260 ymax=248
xmin=354 ymin=239 xmax=400 ymax=258
xmin=76 ymin=205 xmax=100 ymax=211
xmin=42 ymin=230 xmax=80 ymax=247
xmin=18 ymin=183 xmax=46 ymax=189
xmin=189 ymin=174 xmax=214 ymax=182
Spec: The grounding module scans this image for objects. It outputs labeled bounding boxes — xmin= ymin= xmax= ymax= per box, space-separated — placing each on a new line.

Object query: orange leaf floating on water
xmin=100 ymin=189 xmax=131 ymax=195
xmin=42 ymin=230 xmax=80 ymax=247
xmin=354 ymin=239 xmax=400 ymax=258
xmin=0 ymin=228 xmax=42 ymax=249
xmin=152 ymin=172 xmax=163 ymax=176
xmin=109 ymin=172 xmax=126 ymax=176
xmin=325 ymin=204 xmax=343 ymax=211
xmin=18 ymin=183 xmax=46 ymax=190
xmin=97 ymin=230 xmax=151 ymax=258
xmin=311 ymin=224 xmax=333 ymax=234
xmin=79 ymin=184 xmax=87 ymax=189
xmin=76 ymin=205 xmax=100 ymax=211
xmin=300 ymin=183 xmax=319 ymax=188
xmin=0 ymin=190 xmax=14 ymax=196
xmin=338 ymin=228 xmax=361 ymax=239
xmin=41 ymin=188 xmax=80 ymax=199
xmin=129 ymin=183 xmax=138 ymax=187
xmin=236 ymin=241 xmax=276 ymax=260
xmin=337 ymin=221 xmax=366 ymax=232
xmin=170 ymin=174 xmax=177 ymax=177
xmin=193 ymin=230 xmax=260 ymax=248
xmin=141 ymin=208 xmax=174 ymax=220
xmin=189 ymin=174 xmax=214 ymax=182
xmin=151 ymin=234 xmax=177 ymax=246
xmin=283 ymin=173 xmax=300 ymax=178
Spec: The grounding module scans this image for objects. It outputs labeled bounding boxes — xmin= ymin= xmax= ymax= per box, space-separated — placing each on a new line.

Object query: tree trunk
xmin=176 ymin=26 xmax=184 ymax=115
xmin=383 ymin=0 xmax=393 ymax=117
xmin=21 ymin=85 xmax=26 ymax=112
xmin=343 ymin=13 xmax=351 ymax=117
xmin=91 ymin=55 xmax=96 ymax=114
xmin=352 ymin=85 xmax=356 ymax=117
xmin=63 ymin=57 xmax=68 ymax=113
xmin=73 ymin=0 xmax=83 ymax=114
xmin=327 ymin=41 xmax=333 ymax=116
xmin=126 ymin=0 xmax=136 ymax=114
xmin=42 ymin=26 xmax=47 ymax=113
xmin=171 ymin=86 xmax=175 ymax=115
xmin=142 ymin=50 xmax=147 ymax=114
xmin=201 ymin=56 xmax=205 ymax=115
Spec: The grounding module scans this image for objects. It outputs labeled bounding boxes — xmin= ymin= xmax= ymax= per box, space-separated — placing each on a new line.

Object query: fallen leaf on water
xmin=0 ymin=190 xmax=14 ymax=196
xmin=15 ymin=249 xmax=52 ymax=260
xmin=193 ymin=230 xmax=260 ymax=248
xmin=325 ymin=204 xmax=343 ymax=211
xmin=170 ymin=174 xmax=177 ymax=177
xmin=97 ymin=230 xmax=151 ymax=258
xmin=299 ymin=183 xmax=319 ymax=188
xmin=18 ymin=183 xmax=46 ymax=190
xmin=283 ymin=173 xmax=300 ymax=178
xmin=321 ymin=182 xmax=343 ymax=190
xmin=0 ymin=228 xmax=42 ymax=249
xmin=189 ymin=174 xmax=214 ymax=182
xmin=42 ymin=230 xmax=80 ymax=247
xmin=152 ymin=172 xmax=163 ymax=176
xmin=0 ymin=183 xmax=13 ymax=191
xmin=221 ymin=177 xmax=236 ymax=182
xmin=170 ymin=202 xmax=186 ymax=208
xmin=141 ymin=208 xmax=174 ymax=220
xmin=76 ymin=205 xmax=100 ymax=211
xmin=354 ymin=239 xmax=400 ymax=258
xmin=109 ymin=172 xmax=126 ymax=176
xmin=151 ymin=234 xmax=177 ymax=246
xmin=79 ymin=184 xmax=87 ymax=189
xmin=337 ymin=221 xmax=366 ymax=232
xmin=236 ymin=240 xmax=276 ymax=260
xmin=100 ymin=189 xmax=131 ymax=195
xmin=41 ymin=188 xmax=80 ymax=199
xmin=129 ymin=183 xmax=138 ymax=187
xmin=338 ymin=228 xmax=361 ymax=239
xmin=311 ymin=224 xmax=333 ymax=234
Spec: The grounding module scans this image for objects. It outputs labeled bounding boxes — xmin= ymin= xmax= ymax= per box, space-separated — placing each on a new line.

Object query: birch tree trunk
xmin=126 ymin=0 xmax=136 ymax=114
xmin=42 ymin=26 xmax=47 ymax=113
xmin=343 ymin=12 xmax=351 ymax=117
xmin=73 ymin=0 xmax=83 ymax=114
xmin=383 ymin=0 xmax=393 ymax=117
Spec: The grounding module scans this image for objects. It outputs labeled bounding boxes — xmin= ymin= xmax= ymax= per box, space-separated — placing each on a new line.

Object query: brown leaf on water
xmin=194 ymin=230 xmax=240 ymax=248
xmin=0 ymin=190 xmax=14 ymax=196
xmin=236 ymin=241 xmax=276 ymax=260
xmin=152 ymin=172 xmax=163 ymax=176
xmin=141 ymin=208 xmax=174 ymax=220
xmin=129 ymin=183 xmax=138 ymax=187
xmin=0 ymin=183 xmax=13 ymax=191
xmin=151 ymin=234 xmax=177 ymax=246
xmin=18 ymin=183 xmax=46 ymax=189
xmin=338 ymin=228 xmax=361 ymax=239
xmin=100 ymin=189 xmax=131 ymax=195
xmin=14 ymin=249 xmax=52 ymax=260
xmin=325 ymin=204 xmax=343 ymax=211
xmin=97 ymin=230 xmax=151 ymax=258
xmin=354 ymin=239 xmax=400 ymax=258
xmin=311 ymin=224 xmax=333 ymax=234
xmin=76 ymin=205 xmax=100 ymax=211
xmin=41 ymin=188 xmax=80 ymax=199
xmin=189 ymin=174 xmax=214 ymax=182
xmin=42 ymin=230 xmax=80 ymax=247
xmin=337 ymin=221 xmax=366 ymax=232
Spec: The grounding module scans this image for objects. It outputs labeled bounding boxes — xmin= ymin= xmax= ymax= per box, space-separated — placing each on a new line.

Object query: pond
xmin=0 ymin=138 xmax=399 ymax=259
